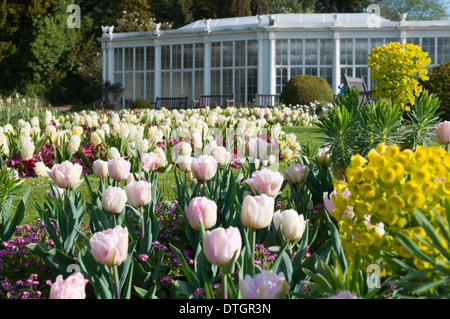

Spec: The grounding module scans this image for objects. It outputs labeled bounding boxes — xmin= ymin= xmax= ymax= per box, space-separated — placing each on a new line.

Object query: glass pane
xmin=195 ymin=43 xmax=204 ymax=69
xmin=304 ymin=39 xmax=318 ymax=65
xmin=291 ymin=67 xmax=302 ymax=77
xmin=276 ymin=39 xmax=288 ymax=65
xmin=276 ymin=67 xmax=287 ymax=94
xmin=211 ymin=70 xmax=221 ymax=95
xmin=124 ymin=73 xmax=133 ymax=106
xmin=304 ymin=67 xmax=318 ymax=76
xmin=223 ymin=69 xmax=233 ymax=95
xmin=135 ymin=72 xmax=144 ymax=99
xmin=146 ymin=47 xmax=154 ymax=71
xmin=195 ymin=70 xmax=203 ymax=98
xmin=135 ymin=47 xmax=145 ymax=71
xmin=247 ymin=68 xmax=257 ymax=106
xmin=172 ymin=45 xmax=182 ymax=69
xmin=125 ymin=47 xmax=133 ymax=71
xmin=161 ymin=45 xmax=171 ymax=70
xmin=320 ymin=67 xmax=332 ymax=87
xmin=320 ymin=39 xmax=332 ymax=66
xmin=184 ymin=44 xmax=193 ymax=69
xmin=223 ymin=42 xmax=233 ymax=67
xmin=355 ymin=39 xmax=369 ymax=65
xmin=211 ymin=42 xmax=221 ymax=68
xmin=161 ymin=72 xmax=170 ymax=97
xmin=340 ymin=39 xmax=353 ymax=65
xmin=235 ymin=41 xmax=246 ymax=67
xmin=247 ymin=40 xmax=257 ymax=66
xmin=235 ymin=68 xmax=245 ymax=106
xmin=146 ymin=72 xmax=154 ymax=102
xmin=370 ymin=38 xmax=384 ymax=50
xmin=183 ymin=71 xmax=193 ymax=98
xmin=438 ymin=38 xmax=450 ymax=64
xmin=290 ymin=39 xmax=302 ymax=66
xmin=172 ymin=72 xmax=182 ymax=96
xmin=114 ymin=48 xmax=123 ymax=72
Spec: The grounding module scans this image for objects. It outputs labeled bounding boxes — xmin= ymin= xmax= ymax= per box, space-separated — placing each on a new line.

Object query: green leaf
xmin=169 ymin=244 xmax=200 ymax=287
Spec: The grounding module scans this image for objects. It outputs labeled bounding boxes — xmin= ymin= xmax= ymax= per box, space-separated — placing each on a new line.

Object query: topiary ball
xmin=280 ymin=75 xmax=333 ymax=106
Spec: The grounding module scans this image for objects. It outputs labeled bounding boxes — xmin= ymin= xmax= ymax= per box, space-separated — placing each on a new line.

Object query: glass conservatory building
xmin=99 ymin=13 xmax=450 ymax=108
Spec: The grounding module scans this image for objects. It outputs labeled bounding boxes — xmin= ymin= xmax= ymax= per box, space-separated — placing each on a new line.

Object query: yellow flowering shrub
xmin=368 ymin=42 xmax=431 ymax=111
xmin=332 ymin=143 xmax=450 ymax=275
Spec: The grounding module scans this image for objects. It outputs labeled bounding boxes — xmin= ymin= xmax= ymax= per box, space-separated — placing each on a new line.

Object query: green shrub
xmin=421 ymin=61 xmax=450 ymax=120
xmin=131 ymin=98 xmax=153 ymax=109
xmin=280 ymin=75 xmax=333 ymax=106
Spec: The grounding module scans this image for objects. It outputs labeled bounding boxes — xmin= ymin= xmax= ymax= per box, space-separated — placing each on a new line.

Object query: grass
xmin=12 ymin=124 xmax=326 ymax=225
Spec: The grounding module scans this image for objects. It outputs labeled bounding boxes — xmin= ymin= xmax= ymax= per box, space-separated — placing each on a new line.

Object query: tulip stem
xmin=112 ymin=265 xmax=120 ymax=299
xmin=222 ymin=274 xmax=228 ymax=299
xmin=248 ymin=227 xmax=256 ymax=266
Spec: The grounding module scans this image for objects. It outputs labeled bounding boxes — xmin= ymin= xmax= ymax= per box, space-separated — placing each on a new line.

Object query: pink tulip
xmin=108 ymin=157 xmax=131 ymax=181
xmin=203 ymin=226 xmax=242 ymax=266
xmin=284 ymin=163 xmax=309 ymax=185
xmin=48 ymin=161 xmax=83 ymax=189
xmin=49 ymin=272 xmax=89 ymax=299
xmin=185 ymin=197 xmax=217 ymax=230
xmin=102 ymin=186 xmax=128 ymax=214
xmin=141 ymin=152 xmax=162 ymax=172
xmin=239 ymin=270 xmax=290 ymax=299
xmin=125 ymin=180 xmax=152 ymax=208
xmin=241 ymin=194 xmax=274 ymax=229
xmin=90 ymin=225 xmax=129 ymax=267
xmin=244 ymin=168 xmax=283 ymax=197
xmin=93 ymin=159 xmax=108 ymax=178
xmin=436 ymin=121 xmax=450 ymax=145
xmin=191 ymin=155 xmax=218 ymax=182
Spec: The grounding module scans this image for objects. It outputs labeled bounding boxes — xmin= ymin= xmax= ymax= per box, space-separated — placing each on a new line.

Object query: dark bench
xmin=192 ymin=94 xmax=235 ymax=108
xmin=254 ymin=94 xmax=280 ymax=107
xmin=342 ymin=75 xmax=374 ymax=103
xmin=154 ymin=96 xmax=188 ymax=109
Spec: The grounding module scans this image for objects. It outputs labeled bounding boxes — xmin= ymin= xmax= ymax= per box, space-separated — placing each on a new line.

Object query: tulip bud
xmin=49 ymin=272 xmax=89 ymax=299
xmin=244 ymin=168 xmax=283 ymax=197
xmin=317 ymin=147 xmax=331 ymax=167
xmin=185 ymin=197 xmax=217 ymax=230
xmin=436 ymin=121 xmax=450 ymax=145
xmin=90 ymin=225 xmax=129 ymax=267
xmin=48 ymin=161 xmax=83 ymax=189
xmin=273 ymin=209 xmax=307 ymax=242
xmin=125 ymin=180 xmax=152 ymax=208
xmin=284 ymin=163 xmax=309 ymax=185
xmin=191 ymin=155 xmax=218 ymax=182
xmin=108 ymin=157 xmax=131 ymax=181
xmin=203 ymin=226 xmax=242 ymax=266
xmin=213 ymin=146 xmax=231 ymax=168
xmin=176 ymin=155 xmax=193 ymax=172
xmin=241 ymin=194 xmax=274 ymax=229
xmin=102 ymin=186 xmax=127 ymax=214
xmin=93 ymin=159 xmax=108 ymax=178
xmin=239 ymin=270 xmax=290 ymax=299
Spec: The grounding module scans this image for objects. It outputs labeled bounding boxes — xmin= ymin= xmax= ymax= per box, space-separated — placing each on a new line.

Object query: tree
xmin=216 ymin=0 xmax=252 ymax=18
xmin=314 ymin=0 xmax=371 ymax=13
xmin=376 ymin=0 xmax=448 ymax=21
xmin=268 ymin=0 xmax=317 ymax=13
xmin=191 ymin=0 xmax=217 ymax=20
xmin=251 ymin=0 xmax=270 ymax=15
xmin=151 ymin=0 xmax=194 ymax=28
xmin=0 ymin=0 xmax=91 ymax=96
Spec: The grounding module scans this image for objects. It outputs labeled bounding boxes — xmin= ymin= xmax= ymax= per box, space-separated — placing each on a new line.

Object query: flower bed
xmin=1 ymin=89 xmax=449 ymax=300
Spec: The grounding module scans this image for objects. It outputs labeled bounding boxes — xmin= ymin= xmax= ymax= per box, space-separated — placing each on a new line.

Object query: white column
xmin=107 ymin=42 xmax=114 ymax=84
xmin=332 ymin=30 xmax=341 ymax=95
xmin=257 ymin=32 xmax=264 ymax=94
xmin=268 ymin=32 xmax=276 ymax=95
xmin=203 ymin=36 xmax=211 ymax=95
xmin=154 ymin=41 xmax=161 ymax=100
